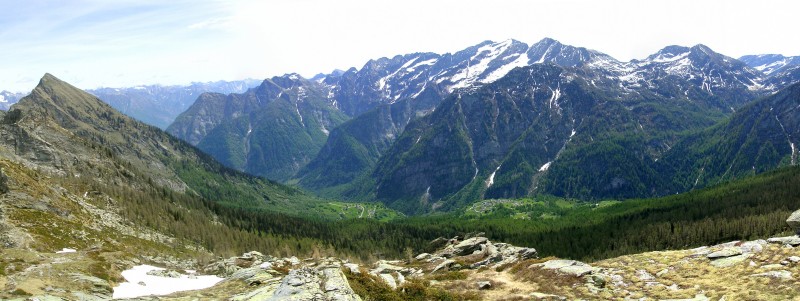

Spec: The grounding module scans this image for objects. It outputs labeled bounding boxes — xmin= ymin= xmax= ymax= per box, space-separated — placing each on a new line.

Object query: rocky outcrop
xmin=428 ymin=236 xmax=537 ymax=270
xmin=270 ymin=263 xmax=361 ymax=301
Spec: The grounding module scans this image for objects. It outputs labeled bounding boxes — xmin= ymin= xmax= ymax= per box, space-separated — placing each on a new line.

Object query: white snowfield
xmin=112 ymin=264 xmax=224 ymax=299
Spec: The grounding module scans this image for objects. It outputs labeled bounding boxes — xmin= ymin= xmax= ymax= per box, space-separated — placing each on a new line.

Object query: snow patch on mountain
xmin=449 ymin=40 xmax=515 ymax=91
xmin=481 ymin=52 xmax=531 ymax=84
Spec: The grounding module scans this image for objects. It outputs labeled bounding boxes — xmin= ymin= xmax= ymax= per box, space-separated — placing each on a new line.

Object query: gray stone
xmin=710 ymin=254 xmax=751 ymax=268
xmin=759 ymin=264 xmax=784 ymax=269
xmin=519 ymin=247 xmax=538 ymax=259
xmin=751 ymin=270 xmax=793 ymax=281
xmin=230 ymin=267 xmax=262 ymax=280
xmin=321 ymin=266 xmax=361 ymax=300
xmin=343 ymin=263 xmax=360 ymax=274
xmin=453 ymin=237 xmax=489 ymax=256
xmin=789 ymin=256 xmax=800 ymax=263
xmin=432 ymin=259 xmax=459 ymax=273
xmin=414 ymin=253 xmax=431 ymax=261
xmin=373 ymin=261 xmax=403 ymax=274
xmin=767 ymin=236 xmax=800 ymax=246
xmin=636 ymin=269 xmax=655 ymax=281
xmin=707 ymin=247 xmax=742 ymax=259
xmin=787 ymin=209 xmax=800 ymax=234
xmin=477 ymin=281 xmax=492 ymax=290
xmin=534 ymin=259 xmax=598 ymax=277
xmin=379 ymin=273 xmax=397 ymax=289
xmin=739 ymin=240 xmax=766 ymax=254
xmin=70 ymin=274 xmax=112 ymax=296
xmin=272 ymin=268 xmax=321 ymax=300
xmin=558 ymin=265 xmax=596 ymax=277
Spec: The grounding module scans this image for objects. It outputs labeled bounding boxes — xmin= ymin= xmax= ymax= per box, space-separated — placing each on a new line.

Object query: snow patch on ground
xmin=112 ymin=265 xmax=224 ymax=299
xmin=539 ymin=162 xmax=552 ymax=172
xmin=56 ymin=248 xmax=76 ymax=254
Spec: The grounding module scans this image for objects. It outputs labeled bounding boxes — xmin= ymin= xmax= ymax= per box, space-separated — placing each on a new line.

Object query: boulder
xmin=534 ymin=259 xmax=597 ymax=277
xmin=432 ymin=259 xmax=460 ymax=273
xmin=519 ymin=247 xmax=538 ymax=260
xmin=343 ymin=263 xmax=360 ymax=274
xmin=453 ymin=237 xmax=489 ymax=256
xmin=235 ymin=256 xmax=256 ymax=268
xmin=146 ymin=269 xmax=182 ymax=278
xmin=477 ymin=281 xmax=492 ymax=290
xmin=636 ymin=270 xmax=655 ymax=281
xmin=373 ymin=261 xmax=404 ymax=274
xmin=767 ymin=236 xmax=800 ymax=246
xmin=750 ymin=270 xmax=793 ymax=281
xmin=379 ymin=273 xmax=397 ymax=289
xmin=264 ymin=262 xmax=362 ymax=300
xmin=739 ymin=240 xmax=766 ymax=254
xmin=414 ymin=253 xmax=432 ymax=261
xmin=320 ymin=266 xmax=362 ymax=300
xmin=710 ymin=254 xmax=751 ymax=268
xmin=787 ymin=209 xmax=800 ymax=234
xmin=707 ymin=247 xmax=742 ymax=259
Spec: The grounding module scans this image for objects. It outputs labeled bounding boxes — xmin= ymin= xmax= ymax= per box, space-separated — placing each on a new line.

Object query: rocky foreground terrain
xmin=7 ymin=224 xmax=800 ymax=300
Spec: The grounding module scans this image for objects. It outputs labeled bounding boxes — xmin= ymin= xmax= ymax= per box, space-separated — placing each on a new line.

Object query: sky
xmin=1 ymin=0 xmax=798 ymax=92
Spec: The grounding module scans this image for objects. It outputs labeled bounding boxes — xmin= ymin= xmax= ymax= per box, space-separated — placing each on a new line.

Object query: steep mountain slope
xmin=295 ymin=38 xmax=634 ymax=196
xmin=168 ymin=75 xmax=348 ymax=181
xmin=298 ymin=41 xmax=771 ymax=202
xmin=658 ymin=81 xmax=800 ymax=192
xmin=2 ymin=73 xmax=323 ymax=214
xmin=365 ymin=63 xmax=727 ymax=213
xmin=89 ymin=79 xmax=260 ymax=129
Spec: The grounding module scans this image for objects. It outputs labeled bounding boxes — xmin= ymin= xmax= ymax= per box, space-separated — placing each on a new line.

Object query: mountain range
xmin=5 ymin=38 xmax=798 ymax=216
xmin=165 ymin=37 xmax=800 ymax=214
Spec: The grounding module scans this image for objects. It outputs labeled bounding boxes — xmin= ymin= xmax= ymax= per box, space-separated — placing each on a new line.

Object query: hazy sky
xmin=2 ymin=0 xmax=798 ymax=92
